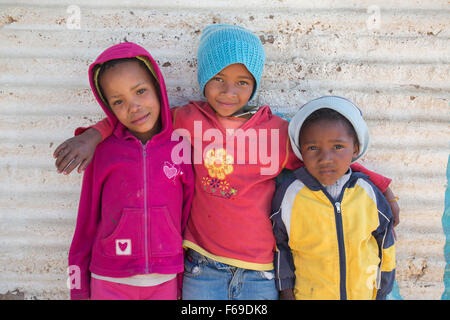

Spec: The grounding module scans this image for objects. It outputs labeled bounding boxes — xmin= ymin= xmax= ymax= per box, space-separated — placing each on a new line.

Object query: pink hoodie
xmin=68 ymin=42 xmax=194 ymax=300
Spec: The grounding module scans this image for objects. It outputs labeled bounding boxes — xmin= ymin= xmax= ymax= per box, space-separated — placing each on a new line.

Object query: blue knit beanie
xmin=197 ymin=24 xmax=265 ymax=101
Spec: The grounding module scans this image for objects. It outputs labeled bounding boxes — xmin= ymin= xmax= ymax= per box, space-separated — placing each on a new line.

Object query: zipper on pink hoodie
xmin=142 ymin=142 xmax=149 ymax=273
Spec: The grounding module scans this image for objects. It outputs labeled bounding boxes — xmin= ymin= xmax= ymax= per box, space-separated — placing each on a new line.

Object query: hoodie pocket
xmin=100 ymin=208 xmax=143 ymax=258
xmin=150 ymin=206 xmax=183 ymax=257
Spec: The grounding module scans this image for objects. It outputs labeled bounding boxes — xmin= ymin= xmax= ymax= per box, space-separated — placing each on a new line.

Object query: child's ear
xmin=353 ymin=143 xmax=360 ymax=158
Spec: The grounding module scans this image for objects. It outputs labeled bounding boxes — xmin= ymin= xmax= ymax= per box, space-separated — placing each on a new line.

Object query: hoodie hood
xmin=88 ymin=42 xmax=172 ymax=142
xmin=288 ymin=96 xmax=370 ymax=163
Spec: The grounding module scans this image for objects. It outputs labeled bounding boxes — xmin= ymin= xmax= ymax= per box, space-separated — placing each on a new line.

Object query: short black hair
xmin=299 ymin=108 xmax=359 ymax=146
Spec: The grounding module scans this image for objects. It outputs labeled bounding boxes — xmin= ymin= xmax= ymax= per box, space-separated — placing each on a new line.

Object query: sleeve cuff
xmin=74 ymin=126 xmax=89 ymax=137
xmin=380 ymin=178 xmax=392 ymax=193
xmin=276 ymin=277 xmax=295 ymax=291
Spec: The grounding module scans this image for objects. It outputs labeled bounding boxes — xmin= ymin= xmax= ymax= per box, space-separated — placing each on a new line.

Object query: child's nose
xmin=129 ymin=101 xmax=142 ymax=112
xmin=221 ymin=83 xmax=237 ymax=96
xmin=318 ymin=150 xmax=334 ymax=163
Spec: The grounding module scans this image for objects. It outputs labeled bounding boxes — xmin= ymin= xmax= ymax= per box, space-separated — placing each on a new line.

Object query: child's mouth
xmin=217 ymin=101 xmax=237 ymax=108
xmin=319 ymin=168 xmax=336 ymax=176
xmin=132 ymin=113 xmax=150 ymax=124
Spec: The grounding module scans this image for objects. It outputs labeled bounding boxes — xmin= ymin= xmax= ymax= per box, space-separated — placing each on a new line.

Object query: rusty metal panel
xmin=0 ymin=0 xmax=449 ymax=299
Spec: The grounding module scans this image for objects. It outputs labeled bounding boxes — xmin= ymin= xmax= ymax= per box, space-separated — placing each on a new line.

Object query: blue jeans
xmin=182 ymin=249 xmax=278 ymax=300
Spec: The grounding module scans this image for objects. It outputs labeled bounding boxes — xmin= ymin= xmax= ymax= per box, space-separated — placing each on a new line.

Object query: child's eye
xmin=212 ymin=77 xmax=223 ymax=82
xmin=137 ymin=88 xmax=146 ymax=95
xmin=334 ymin=145 xmax=344 ymax=150
xmin=112 ymin=100 xmax=123 ymax=106
xmin=238 ymin=81 xmax=249 ymax=86
xmin=307 ymin=146 xmax=318 ymax=151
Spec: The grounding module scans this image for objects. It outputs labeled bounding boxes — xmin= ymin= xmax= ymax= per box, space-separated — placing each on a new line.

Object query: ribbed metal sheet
xmin=0 ymin=0 xmax=449 ymax=299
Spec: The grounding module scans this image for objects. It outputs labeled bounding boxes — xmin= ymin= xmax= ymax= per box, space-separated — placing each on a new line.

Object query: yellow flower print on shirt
xmin=204 ymin=148 xmax=234 ymax=180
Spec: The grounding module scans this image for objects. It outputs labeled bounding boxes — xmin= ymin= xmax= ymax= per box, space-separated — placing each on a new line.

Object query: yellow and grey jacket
xmin=271 ymin=167 xmax=395 ymax=300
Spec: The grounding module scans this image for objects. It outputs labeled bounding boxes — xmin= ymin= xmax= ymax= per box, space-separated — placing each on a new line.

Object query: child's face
xmin=299 ymin=119 xmax=359 ymax=186
xmin=99 ymin=60 xmax=161 ymax=143
xmin=204 ymin=63 xmax=255 ymax=117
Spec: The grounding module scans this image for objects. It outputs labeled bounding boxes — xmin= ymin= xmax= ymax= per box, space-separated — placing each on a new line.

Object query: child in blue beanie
xmin=53 ymin=25 xmax=398 ymax=300
xmin=197 ymin=24 xmax=265 ymax=102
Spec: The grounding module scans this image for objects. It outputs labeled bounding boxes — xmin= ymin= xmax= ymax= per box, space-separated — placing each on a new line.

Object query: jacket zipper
xmin=322 ymin=182 xmax=351 ymax=300
xmin=334 ymin=201 xmax=347 ymax=300
xmin=142 ymin=143 xmax=149 ymax=273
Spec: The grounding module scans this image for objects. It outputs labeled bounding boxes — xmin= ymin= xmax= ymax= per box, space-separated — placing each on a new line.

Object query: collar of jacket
xmin=111 ymin=120 xmax=164 ymax=145
xmin=229 ymin=105 xmax=260 ymax=118
xmin=293 ymin=167 xmax=369 ymax=192
xmin=191 ymin=100 xmax=273 ymax=128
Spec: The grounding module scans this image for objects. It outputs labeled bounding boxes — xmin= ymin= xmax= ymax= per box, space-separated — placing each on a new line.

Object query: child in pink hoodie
xmin=58 ymin=25 xmax=398 ymax=300
xmin=67 ymin=42 xmax=194 ymax=300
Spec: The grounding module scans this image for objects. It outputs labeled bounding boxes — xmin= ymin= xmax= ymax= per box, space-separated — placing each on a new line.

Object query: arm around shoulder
xmin=53 ymin=118 xmax=110 ymax=175
xmin=75 ymin=117 xmax=112 ymax=140
xmin=350 ymin=162 xmax=391 ymax=193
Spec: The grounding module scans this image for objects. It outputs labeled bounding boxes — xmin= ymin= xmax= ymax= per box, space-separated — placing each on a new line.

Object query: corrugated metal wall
xmin=1 ymin=0 xmax=449 ymax=299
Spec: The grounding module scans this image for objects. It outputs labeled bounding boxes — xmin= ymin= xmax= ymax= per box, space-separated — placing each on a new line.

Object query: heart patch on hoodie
xmin=116 ymin=239 xmax=131 ymax=255
xmin=163 ymin=161 xmax=179 ymax=180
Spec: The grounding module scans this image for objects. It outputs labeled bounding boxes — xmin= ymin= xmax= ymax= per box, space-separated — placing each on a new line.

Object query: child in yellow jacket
xmin=271 ymin=96 xmax=395 ymax=300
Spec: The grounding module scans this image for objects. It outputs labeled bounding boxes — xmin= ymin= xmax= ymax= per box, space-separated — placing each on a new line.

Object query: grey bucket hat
xmin=288 ymin=96 xmax=370 ymax=163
